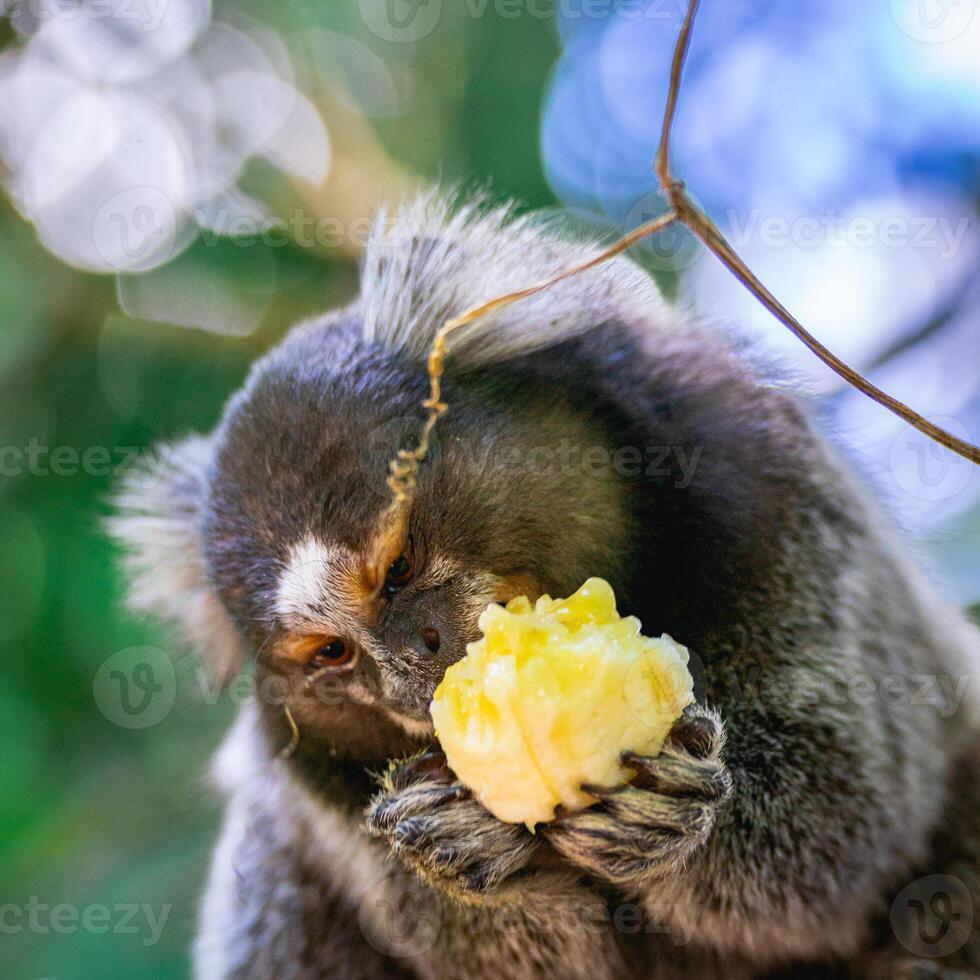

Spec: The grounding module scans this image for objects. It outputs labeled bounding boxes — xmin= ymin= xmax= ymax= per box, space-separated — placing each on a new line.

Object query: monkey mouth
xmin=334 ymin=665 xmax=437 ymax=738
xmin=377 ymin=699 xmax=436 ymax=739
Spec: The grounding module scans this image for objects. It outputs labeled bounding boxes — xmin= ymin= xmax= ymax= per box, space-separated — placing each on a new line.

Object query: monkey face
xmin=189 ymin=324 xmax=631 ymax=764
xmin=248 ymin=518 xmax=537 ymax=742
xmin=111 ymin=316 xmax=632 ymax=766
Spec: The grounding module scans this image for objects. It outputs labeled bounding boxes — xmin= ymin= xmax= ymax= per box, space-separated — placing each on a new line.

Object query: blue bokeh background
xmin=543 ymin=0 xmax=980 ymax=601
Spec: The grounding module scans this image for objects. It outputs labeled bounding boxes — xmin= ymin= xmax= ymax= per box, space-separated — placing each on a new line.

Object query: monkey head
xmin=109 ymin=193 xmax=674 ymax=784
xmin=111 ymin=313 xmax=634 ymax=777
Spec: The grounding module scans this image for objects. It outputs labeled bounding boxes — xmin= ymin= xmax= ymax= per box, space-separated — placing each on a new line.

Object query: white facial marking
xmin=380 ymin=704 xmax=435 ymax=739
xmin=276 ymin=536 xmax=363 ymax=637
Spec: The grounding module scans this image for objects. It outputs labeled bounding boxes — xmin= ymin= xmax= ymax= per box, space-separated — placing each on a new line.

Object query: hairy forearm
xmin=644 ymin=691 xmax=927 ymax=961
xmin=400 ymin=873 xmax=627 ymax=980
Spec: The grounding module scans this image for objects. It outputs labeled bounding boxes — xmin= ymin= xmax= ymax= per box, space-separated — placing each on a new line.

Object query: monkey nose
xmin=420 ymin=626 xmax=441 ymax=653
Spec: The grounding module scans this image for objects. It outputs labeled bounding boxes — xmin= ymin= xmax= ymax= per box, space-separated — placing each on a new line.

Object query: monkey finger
xmin=458 ymin=831 xmax=540 ymax=891
xmin=385 ymin=748 xmax=455 ymax=791
xmin=600 ymin=788 xmax=716 ymax=840
xmin=580 ymin=781 xmax=627 ymax=798
xmin=621 ymin=749 xmax=732 ymax=802
xmin=667 ymin=706 xmax=725 ymax=760
xmin=366 ymin=782 xmax=466 ymax=834
xmin=545 ymin=812 xmax=686 ymax=884
xmin=396 ymin=812 xmax=531 ymax=862
xmin=391 ymin=811 xmax=539 ymax=892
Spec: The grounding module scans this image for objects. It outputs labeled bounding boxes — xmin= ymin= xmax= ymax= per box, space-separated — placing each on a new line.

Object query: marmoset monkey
xmin=112 ymin=193 xmax=980 ymax=979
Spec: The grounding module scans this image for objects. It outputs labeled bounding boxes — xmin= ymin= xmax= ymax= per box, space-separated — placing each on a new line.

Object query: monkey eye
xmin=306 ymin=639 xmax=356 ymax=673
xmin=384 ymin=550 xmax=415 ymax=592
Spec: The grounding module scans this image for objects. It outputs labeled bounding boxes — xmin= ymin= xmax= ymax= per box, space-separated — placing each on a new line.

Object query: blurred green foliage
xmin=0 ymin=5 xmax=559 ymax=977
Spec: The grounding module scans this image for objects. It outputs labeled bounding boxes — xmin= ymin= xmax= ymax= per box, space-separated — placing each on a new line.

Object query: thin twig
xmin=383 ymin=210 xmax=679 ymax=525
xmin=654 ymin=0 xmax=979 ymax=465
xmin=655 ymin=0 xmax=699 ymax=187
xmin=386 ymin=0 xmax=979 ymax=516
xmin=278 ymin=704 xmax=301 ymax=760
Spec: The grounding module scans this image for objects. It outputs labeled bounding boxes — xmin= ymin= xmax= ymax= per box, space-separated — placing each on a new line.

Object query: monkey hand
xmin=544 ymin=704 xmax=731 ymax=888
xmin=366 ymin=749 xmax=540 ymax=899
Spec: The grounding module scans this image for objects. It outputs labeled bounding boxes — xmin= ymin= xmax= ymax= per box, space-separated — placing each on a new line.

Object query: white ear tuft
xmin=108 ymin=435 xmax=243 ymax=681
xmin=358 ymin=189 xmax=668 ymax=366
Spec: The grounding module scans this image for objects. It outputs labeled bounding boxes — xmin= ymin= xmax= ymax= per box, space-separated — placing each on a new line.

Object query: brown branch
xmin=654 ymin=0 xmax=980 ymax=465
xmin=383 ymin=210 xmax=679 ymax=525
xmin=385 ymin=0 xmax=979 ymax=519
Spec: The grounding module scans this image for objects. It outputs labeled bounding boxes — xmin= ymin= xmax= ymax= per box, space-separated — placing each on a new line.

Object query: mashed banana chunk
xmin=430 ymin=577 xmax=694 ymax=827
